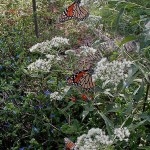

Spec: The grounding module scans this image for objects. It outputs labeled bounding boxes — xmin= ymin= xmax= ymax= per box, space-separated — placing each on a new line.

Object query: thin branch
xmin=143 ymin=84 xmax=149 ymax=112
xmin=32 ymin=0 xmax=39 ymax=38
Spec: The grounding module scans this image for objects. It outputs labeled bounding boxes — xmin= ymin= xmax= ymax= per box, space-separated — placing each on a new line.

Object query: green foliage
xmin=0 ymin=0 xmax=150 ymax=149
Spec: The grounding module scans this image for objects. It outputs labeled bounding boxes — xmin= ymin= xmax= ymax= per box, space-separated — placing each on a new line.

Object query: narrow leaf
xmin=98 ymin=112 xmax=113 ymax=135
xmin=118 ymin=35 xmax=137 ymax=47
xmin=133 ymin=81 xmax=144 ymax=102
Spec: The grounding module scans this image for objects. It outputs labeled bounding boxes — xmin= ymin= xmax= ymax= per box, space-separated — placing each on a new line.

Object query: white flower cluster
xmin=80 ymin=46 xmax=97 ymax=56
xmin=27 ymin=58 xmax=53 ymax=72
xmin=49 ymin=86 xmax=70 ymax=101
xmin=114 ymin=127 xmax=130 ymax=142
xmin=50 ymin=92 xmax=62 ymax=101
xmin=46 ymin=54 xmax=63 ymax=62
xmin=46 ymin=54 xmax=55 ymax=60
xmin=75 ymin=127 xmax=130 ymax=150
xmin=29 ymin=40 xmax=52 ymax=53
xmin=85 ymin=15 xmax=102 ymax=28
xmin=75 ymin=128 xmax=113 ymax=150
xmin=50 ymin=36 xmax=69 ymax=48
xmin=92 ymin=58 xmax=132 ymax=86
xmin=29 ymin=37 xmax=69 ymax=54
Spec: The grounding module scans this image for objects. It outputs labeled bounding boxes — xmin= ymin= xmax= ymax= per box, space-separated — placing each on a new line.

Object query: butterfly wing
xmin=73 ymin=4 xmax=89 ymax=21
xmin=78 ymin=73 xmax=95 ymax=89
xmin=67 ymin=70 xmax=88 ymax=86
xmin=59 ymin=2 xmax=89 ymax=22
xmin=67 ymin=70 xmax=95 ymax=90
xmin=74 ymin=70 xmax=88 ymax=84
xmin=59 ymin=3 xmax=76 ymax=22
xmin=64 ymin=138 xmax=75 ymax=150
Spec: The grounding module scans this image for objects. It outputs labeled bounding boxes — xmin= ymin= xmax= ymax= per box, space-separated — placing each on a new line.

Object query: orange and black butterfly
xmin=64 ymin=138 xmax=76 ymax=150
xmin=67 ymin=69 xmax=95 ymax=90
xmin=59 ymin=0 xmax=89 ymax=22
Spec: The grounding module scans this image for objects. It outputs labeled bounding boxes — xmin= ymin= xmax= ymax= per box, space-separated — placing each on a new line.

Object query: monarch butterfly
xmin=67 ymin=69 xmax=95 ymax=90
xmin=59 ymin=0 xmax=89 ymax=22
xmin=64 ymin=138 xmax=76 ymax=150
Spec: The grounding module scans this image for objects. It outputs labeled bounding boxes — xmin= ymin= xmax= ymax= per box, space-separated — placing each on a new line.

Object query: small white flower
xmin=114 ymin=127 xmax=130 ymax=142
xmin=27 ymin=59 xmax=52 ymax=72
xmin=92 ymin=58 xmax=132 ymax=86
xmin=80 ymin=46 xmax=97 ymax=56
xmin=46 ymin=54 xmax=55 ymax=60
xmin=29 ymin=40 xmax=52 ymax=53
xmin=75 ymin=128 xmax=113 ymax=149
xmin=50 ymin=92 xmax=62 ymax=100
xmin=29 ymin=37 xmax=69 ymax=54
xmin=50 ymin=36 xmax=69 ymax=47
xmin=56 ymin=55 xmax=63 ymax=61
xmin=75 ymin=127 xmax=130 ymax=149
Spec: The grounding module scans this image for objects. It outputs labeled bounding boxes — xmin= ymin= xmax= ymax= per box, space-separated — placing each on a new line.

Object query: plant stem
xmin=143 ymin=84 xmax=149 ymax=112
xmin=32 ymin=0 xmax=39 ymax=38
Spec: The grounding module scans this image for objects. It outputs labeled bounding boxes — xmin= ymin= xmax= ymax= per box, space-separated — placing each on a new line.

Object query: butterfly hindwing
xmin=67 ymin=70 xmax=95 ymax=90
xmin=64 ymin=138 xmax=75 ymax=150
xmin=74 ymin=5 xmax=89 ymax=21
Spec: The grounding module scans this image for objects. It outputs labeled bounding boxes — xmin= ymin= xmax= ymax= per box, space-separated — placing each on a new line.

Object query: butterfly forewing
xmin=74 ymin=70 xmax=88 ymax=83
xmin=59 ymin=1 xmax=89 ymax=22
xmin=59 ymin=3 xmax=75 ymax=22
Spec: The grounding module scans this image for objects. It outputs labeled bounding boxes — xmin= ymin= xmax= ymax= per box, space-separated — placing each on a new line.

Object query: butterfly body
xmin=59 ymin=1 xmax=89 ymax=22
xmin=67 ymin=70 xmax=95 ymax=90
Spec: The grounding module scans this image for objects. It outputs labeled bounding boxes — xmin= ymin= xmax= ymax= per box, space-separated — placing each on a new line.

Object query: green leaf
xmin=124 ymin=117 xmax=133 ymax=126
xmin=98 ymin=112 xmax=113 ymax=135
xmin=139 ymin=114 xmax=150 ymax=121
xmin=114 ymin=8 xmax=125 ymax=32
xmin=138 ymin=146 xmax=150 ymax=150
xmin=82 ymin=103 xmax=94 ymax=120
xmin=82 ymin=110 xmax=90 ymax=120
xmin=61 ymin=101 xmax=75 ymax=113
xmin=124 ymin=101 xmax=133 ymax=114
xmin=133 ymin=81 xmax=144 ymax=102
xmin=129 ymin=120 xmax=146 ymax=131
xmin=29 ymin=138 xmax=39 ymax=145
xmin=61 ymin=120 xmax=80 ymax=134
xmin=124 ymin=64 xmax=139 ymax=87
xmin=118 ymin=35 xmax=137 ymax=47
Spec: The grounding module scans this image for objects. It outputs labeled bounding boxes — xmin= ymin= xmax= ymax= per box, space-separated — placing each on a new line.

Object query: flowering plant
xmin=75 ymin=127 xmax=130 ymax=150
xmin=92 ymin=58 xmax=132 ymax=86
xmin=1 ymin=1 xmax=149 ymax=150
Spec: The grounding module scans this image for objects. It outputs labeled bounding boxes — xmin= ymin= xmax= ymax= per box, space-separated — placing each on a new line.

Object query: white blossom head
xmin=80 ymin=46 xmax=97 ymax=57
xmin=92 ymin=58 xmax=132 ymax=86
xmin=29 ymin=37 xmax=69 ymax=54
xmin=27 ymin=58 xmax=52 ymax=72
xmin=75 ymin=127 xmax=130 ymax=149
xmin=49 ymin=36 xmax=69 ymax=48
xmin=114 ymin=127 xmax=130 ymax=142
xmin=29 ymin=40 xmax=52 ymax=54
xmin=46 ymin=54 xmax=55 ymax=60
xmin=49 ymin=92 xmax=62 ymax=101
xmin=75 ymin=128 xmax=113 ymax=150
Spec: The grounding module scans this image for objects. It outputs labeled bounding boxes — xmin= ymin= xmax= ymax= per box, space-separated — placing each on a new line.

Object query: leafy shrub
xmin=0 ymin=0 xmax=150 ymax=149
